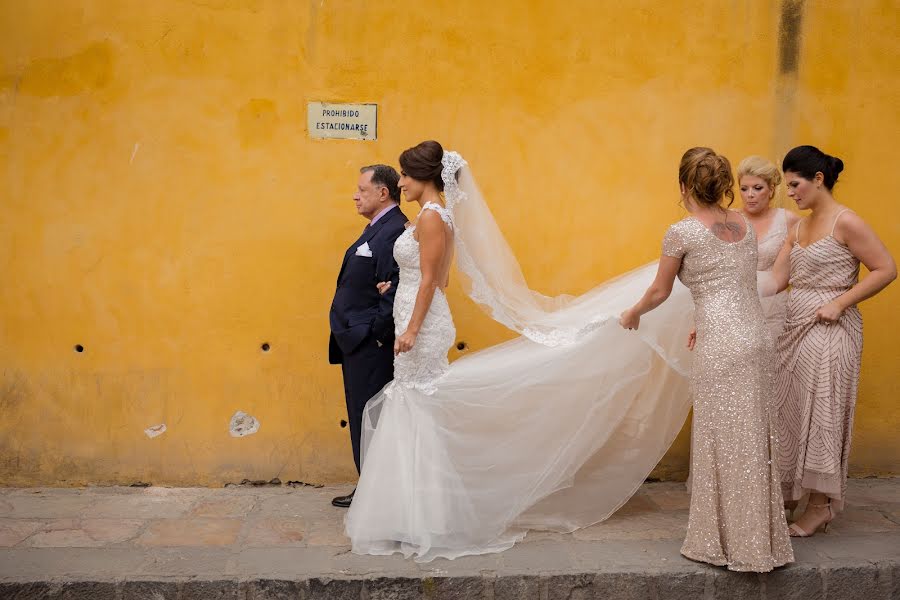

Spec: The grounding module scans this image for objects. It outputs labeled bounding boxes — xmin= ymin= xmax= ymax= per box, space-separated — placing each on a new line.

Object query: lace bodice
xmin=394 ymin=202 xmax=454 ymax=283
xmin=391 ymin=202 xmax=456 ymax=393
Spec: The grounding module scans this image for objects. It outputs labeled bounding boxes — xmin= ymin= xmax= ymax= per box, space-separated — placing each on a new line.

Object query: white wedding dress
xmin=344 ymin=152 xmax=696 ymax=562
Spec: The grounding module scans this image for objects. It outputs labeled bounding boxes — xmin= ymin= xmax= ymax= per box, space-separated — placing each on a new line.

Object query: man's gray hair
xmin=360 ymin=164 xmax=401 ymax=203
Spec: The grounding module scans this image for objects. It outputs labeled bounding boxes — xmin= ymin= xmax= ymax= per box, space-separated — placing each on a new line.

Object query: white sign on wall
xmin=307 ymin=102 xmax=377 ymax=140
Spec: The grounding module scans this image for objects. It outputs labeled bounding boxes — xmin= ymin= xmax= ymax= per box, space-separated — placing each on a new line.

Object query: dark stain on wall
xmin=778 ymin=0 xmax=805 ymax=75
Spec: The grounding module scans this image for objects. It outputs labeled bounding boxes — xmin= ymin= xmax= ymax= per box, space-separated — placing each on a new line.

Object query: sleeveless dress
xmin=390 ymin=203 xmax=457 ymax=392
xmin=755 ymin=208 xmax=790 ymax=339
xmin=663 ymin=216 xmax=793 ymax=572
xmin=774 ymin=210 xmax=862 ymax=513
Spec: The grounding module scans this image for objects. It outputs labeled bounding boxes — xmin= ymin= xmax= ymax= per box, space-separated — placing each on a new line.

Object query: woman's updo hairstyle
xmin=781 ymin=145 xmax=844 ymax=191
xmin=399 ymin=140 xmax=445 ymax=191
xmin=679 ymin=147 xmax=736 ymax=207
xmin=736 ymin=155 xmax=783 ymax=190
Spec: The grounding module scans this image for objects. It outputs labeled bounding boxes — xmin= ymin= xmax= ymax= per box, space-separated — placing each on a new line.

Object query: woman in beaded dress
xmin=764 ymin=146 xmax=896 ymax=537
xmin=621 ymin=147 xmax=793 ymax=572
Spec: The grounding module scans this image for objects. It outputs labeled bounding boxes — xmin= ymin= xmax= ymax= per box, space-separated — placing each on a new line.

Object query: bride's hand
xmin=687 ymin=329 xmax=696 ymax=351
xmin=376 ymin=281 xmax=392 ymax=295
xmin=619 ymin=309 xmax=640 ymax=331
xmin=394 ymin=330 xmax=417 ymax=355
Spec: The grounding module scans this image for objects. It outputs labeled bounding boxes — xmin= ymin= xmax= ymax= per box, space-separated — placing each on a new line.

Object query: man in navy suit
xmin=329 ymin=164 xmax=407 ymax=507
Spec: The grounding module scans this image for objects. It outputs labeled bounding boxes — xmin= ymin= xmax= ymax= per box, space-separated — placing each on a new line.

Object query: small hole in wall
xmin=340 ymin=420 xmax=348 ymax=428
xmin=456 ymin=341 xmax=467 ymax=351
xmin=261 ymin=343 xmax=270 ymax=352
xmin=74 ymin=344 xmax=84 ymax=353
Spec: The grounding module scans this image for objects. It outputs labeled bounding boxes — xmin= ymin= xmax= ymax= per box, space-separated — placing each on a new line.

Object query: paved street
xmin=1 ymin=478 xmax=898 ymax=598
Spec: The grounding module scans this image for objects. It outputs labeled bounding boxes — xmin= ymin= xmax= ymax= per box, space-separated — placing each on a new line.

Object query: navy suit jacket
xmin=329 ymin=205 xmax=408 ymax=364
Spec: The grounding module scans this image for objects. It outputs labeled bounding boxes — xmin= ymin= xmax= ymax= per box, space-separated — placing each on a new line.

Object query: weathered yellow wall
xmin=0 ymin=1 xmax=896 ymax=486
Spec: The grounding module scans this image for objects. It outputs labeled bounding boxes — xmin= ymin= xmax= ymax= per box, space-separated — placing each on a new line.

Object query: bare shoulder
xmin=834 ymin=209 xmax=871 ymax=240
xmin=414 ymin=209 xmax=447 ymax=240
xmin=416 ymin=208 xmax=444 ymax=227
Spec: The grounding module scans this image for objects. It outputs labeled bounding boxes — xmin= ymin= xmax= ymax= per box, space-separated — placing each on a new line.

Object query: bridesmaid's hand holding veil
xmin=620 ymin=255 xmax=682 ymax=331
xmin=619 ymin=309 xmax=640 ymax=330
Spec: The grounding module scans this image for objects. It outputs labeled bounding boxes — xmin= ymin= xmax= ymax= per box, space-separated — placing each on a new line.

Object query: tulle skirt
xmin=344 ymin=263 xmax=695 ymax=561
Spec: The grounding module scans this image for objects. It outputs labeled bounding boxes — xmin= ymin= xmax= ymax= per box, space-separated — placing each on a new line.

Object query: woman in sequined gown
xmin=737 ymin=156 xmax=799 ymax=340
xmin=765 ymin=146 xmax=896 ymax=537
xmin=621 ymin=147 xmax=793 ymax=572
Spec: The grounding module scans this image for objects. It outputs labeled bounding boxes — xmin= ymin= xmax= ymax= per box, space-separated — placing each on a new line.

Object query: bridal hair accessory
xmin=441 ymin=151 xmax=467 ymax=210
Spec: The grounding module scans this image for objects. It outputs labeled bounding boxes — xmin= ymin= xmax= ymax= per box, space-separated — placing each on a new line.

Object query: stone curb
xmin=1 ymin=560 xmax=895 ymax=600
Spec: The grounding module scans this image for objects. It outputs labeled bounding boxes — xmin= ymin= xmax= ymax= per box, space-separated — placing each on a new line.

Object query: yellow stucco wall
xmin=1 ymin=1 xmax=897 ymax=486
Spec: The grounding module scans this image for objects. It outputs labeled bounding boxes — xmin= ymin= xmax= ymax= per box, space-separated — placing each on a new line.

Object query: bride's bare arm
xmin=620 ymin=256 xmax=682 ymax=330
xmin=395 ymin=210 xmax=447 ymax=354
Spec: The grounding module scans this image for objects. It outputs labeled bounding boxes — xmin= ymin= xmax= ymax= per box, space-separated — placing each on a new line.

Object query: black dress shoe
xmin=331 ymin=489 xmax=355 ymax=508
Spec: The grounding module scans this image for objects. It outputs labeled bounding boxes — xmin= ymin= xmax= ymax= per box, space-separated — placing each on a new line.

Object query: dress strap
xmin=794 ymin=217 xmax=803 ymax=240
xmin=419 ymin=201 xmax=454 ymax=229
xmin=830 ymin=208 xmax=851 ymax=236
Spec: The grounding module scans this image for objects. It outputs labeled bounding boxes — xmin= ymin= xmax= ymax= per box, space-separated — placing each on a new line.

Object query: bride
xmin=344 ymin=140 xmax=696 ymax=562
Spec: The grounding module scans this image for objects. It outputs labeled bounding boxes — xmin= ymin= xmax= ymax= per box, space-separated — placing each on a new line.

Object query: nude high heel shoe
xmin=788 ymin=502 xmax=835 ymax=537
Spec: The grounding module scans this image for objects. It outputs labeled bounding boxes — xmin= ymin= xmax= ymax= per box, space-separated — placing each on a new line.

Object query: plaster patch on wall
xmin=144 ymin=423 xmax=167 ymax=438
xmin=229 ymin=411 xmax=260 ymax=437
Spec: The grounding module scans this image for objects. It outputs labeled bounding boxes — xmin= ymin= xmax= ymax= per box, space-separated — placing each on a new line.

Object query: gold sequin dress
xmin=775 ymin=210 xmax=862 ymax=512
xmin=663 ymin=216 xmax=793 ymax=572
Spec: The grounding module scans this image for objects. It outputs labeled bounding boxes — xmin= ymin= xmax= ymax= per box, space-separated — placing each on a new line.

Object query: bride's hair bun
xmin=782 ymin=145 xmax=844 ymax=190
xmin=399 ymin=140 xmax=445 ymax=191
xmin=679 ymin=147 xmax=735 ymax=207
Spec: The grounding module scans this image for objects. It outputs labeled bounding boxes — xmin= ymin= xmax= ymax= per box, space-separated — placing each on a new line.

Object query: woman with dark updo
xmin=767 ymin=146 xmax=896 ymax=537
xmin=386 ymin=140 xmax=456 ymax=382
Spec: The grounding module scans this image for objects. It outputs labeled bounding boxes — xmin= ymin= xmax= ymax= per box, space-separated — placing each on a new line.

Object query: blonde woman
xmin=737 ymin=156 xmax=800 ymax=340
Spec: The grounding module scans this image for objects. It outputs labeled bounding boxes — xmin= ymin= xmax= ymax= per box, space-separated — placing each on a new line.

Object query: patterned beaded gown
xmin=775 ymin=210 xmax=862 ymax=512
xmin=663 ymin=216 xmax=793 ymax=572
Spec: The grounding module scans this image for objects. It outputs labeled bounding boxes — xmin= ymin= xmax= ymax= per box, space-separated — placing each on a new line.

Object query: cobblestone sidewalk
xmin=1 ymin=478 xmax=898 ymax=598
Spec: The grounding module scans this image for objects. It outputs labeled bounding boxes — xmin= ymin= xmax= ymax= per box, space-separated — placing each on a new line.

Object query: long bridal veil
xmin=348 ymin=151 xmax=695 ymax=561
